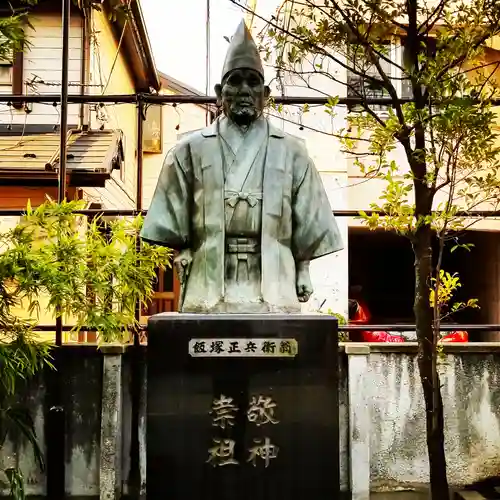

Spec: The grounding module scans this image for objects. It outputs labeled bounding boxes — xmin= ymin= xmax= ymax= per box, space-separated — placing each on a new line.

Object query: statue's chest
xmin=224 ymin=149 xmax=265 ymax=190
xmin=193 ymin=132 xmax=291 ymax=220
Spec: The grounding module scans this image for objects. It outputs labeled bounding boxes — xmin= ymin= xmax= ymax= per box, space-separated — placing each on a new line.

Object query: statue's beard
xmin=226 ymin=104 xmax=262 ymax=127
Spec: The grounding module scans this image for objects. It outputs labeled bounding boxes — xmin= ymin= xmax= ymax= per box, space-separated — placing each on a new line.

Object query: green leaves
xmin=450 ymin=242 xmax=474 ymax=253
xmin=430 ymin=269 xmax=480 ymax=325
xmin=76 ymin=215 xmax=171 ymax=342
xmin=0 ymin=327 xmax=50 ymax=499
xmin=1 ymin=407 xmax=44 ymax=470
xmin=0 ymin=330 xmax=52 ymax=397
xmin=4 ymin=468 xmax=25 ymax=500
xmin=1 ymin=200 xmax=171 ymax=343
xmin=0 ymin=199 xmax=171 ymax=496
xmin=0 ymin=14 xmax=29 ymax=63
xmin=0 ymin=403 xmax=45 ymax=500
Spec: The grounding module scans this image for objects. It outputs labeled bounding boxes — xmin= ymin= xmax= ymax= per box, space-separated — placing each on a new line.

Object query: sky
xmin=141 ymin=0 xmax=279 ymax=93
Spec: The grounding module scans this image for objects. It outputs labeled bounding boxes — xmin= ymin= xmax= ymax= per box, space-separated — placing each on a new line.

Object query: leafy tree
xmin=0 ymin=1 xmax=38 ymax=60
xmin=0 ymin=2 xmax=155 ymax=497
xmin=233 ymin=0 xmax=500 ymax=496
xmin=0 ymin=200 xmax=170 ymax=497
xmin=2 ymin=199 xmax=170 ymax=341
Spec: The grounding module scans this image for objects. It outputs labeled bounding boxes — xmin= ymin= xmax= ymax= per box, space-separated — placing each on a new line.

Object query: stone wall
xmin=1 ymin=343 xmax=500 ymax=498
xmin=0 ymin=346 xmax=103 ymax=497
xmin=362 ymin=344 xmax=500 ymax=492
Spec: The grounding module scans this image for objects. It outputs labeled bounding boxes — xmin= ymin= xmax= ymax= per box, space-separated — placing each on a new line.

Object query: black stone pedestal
xmin=147 ymin=313 xmax=339 ymax=500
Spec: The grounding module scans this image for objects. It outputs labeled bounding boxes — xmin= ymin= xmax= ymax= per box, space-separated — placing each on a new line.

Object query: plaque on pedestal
xmin=146 ymin=313 xmax=339 ymax=500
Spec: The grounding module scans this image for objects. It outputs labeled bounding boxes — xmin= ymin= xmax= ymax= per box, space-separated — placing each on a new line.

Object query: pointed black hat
xmin=221 ymin=20 xmax=264 ymax=81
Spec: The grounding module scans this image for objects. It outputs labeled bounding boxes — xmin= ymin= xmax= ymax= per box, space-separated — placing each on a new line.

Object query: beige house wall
xmin=0 ymin=7 xmax=147 ymax=340
xmin=0 ymin=12 xmax=83 ymax=126
xmin=84 ymin=8 xmax=138 ymax=210
xmin=142 ymin=88 xmax=207 ymax=208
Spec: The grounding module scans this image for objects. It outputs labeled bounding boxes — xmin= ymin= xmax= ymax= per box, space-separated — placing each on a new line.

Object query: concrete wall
xmin=3 ymin=343 xmax=500 ymax=498
xmin=0 ymin=347 xmax=102 ymax=497
xmin=362 ymin=344 xmax=500 ymax=491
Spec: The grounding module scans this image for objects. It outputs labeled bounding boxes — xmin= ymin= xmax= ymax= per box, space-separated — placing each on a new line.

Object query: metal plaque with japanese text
xmin=189 ymin=338 xmax=298 ymax=357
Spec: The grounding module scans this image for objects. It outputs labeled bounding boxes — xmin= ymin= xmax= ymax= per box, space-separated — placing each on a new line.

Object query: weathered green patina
xmin=141 ymin=20 xmax=343 ymax=313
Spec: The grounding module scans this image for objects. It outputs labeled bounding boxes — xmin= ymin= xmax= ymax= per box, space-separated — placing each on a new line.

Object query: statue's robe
xmin=219 ymin=116 xmax=267 ymax=312
xmin=141 ymin=116 xmax=343 ymax=313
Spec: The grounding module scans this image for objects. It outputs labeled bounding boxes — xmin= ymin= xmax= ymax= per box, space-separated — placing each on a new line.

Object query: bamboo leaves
xmin=1 ymin=200 xmax=171 ymax=343
xmin=0 ymin=200 xmax=171 ymax=498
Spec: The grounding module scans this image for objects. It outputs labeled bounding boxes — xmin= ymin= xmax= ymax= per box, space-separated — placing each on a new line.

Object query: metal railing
xmin=28 ymin=323 xmax=500 ymax=333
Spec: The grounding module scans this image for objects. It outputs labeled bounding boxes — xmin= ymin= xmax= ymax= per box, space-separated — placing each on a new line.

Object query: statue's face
xmin=215 ymin=69 xmax=270 ymax=127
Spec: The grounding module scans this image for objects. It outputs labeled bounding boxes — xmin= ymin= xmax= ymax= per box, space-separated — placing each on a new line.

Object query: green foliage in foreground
xmin=0 ymin=200 xmax=171 ymax=497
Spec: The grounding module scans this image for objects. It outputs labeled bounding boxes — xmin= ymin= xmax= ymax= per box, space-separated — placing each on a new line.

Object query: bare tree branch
xmin=358 ymin=0 xmax=410 ymax=33
xmin=278 ymin=61 xmax=389 ymax=127
xmin=264 ymin=107 xmax=383 ymax=145
xmin=318 ymin=0 xmax=407 ymax=125
xmin=229 ymin=0 xmax=401 ymax=121
xmin=303 ymin=0 xmax=406 ymax=74
xmin=418 ymin=0 xmax=448 ymax=35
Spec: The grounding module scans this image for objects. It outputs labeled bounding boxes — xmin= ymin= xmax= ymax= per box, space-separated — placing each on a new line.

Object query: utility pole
xmin=58 ymin=0 xmax=70 ymax=204
xmin=47 ymin=0 xmax=70 ymax=498
xmin=205 ymin=0 xmax=211 ymax=125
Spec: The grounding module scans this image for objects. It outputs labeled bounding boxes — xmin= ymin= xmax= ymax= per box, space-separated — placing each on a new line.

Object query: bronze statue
xmin=141 ymin=20 xmax=343 ymax=313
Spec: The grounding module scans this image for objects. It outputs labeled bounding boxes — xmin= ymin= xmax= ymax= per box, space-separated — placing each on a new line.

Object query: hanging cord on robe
xmin=216 ymin=116 xmax=269 ymax=185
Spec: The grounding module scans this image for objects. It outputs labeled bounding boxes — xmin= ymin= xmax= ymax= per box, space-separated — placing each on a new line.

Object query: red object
xmin=349 ymin=297 xmax=469 ymax=343
xmin=350 ymin=299 xmax=405 ymax=343
xmin=360 ymin=331 xmax=405 ymax=342
xmin=350 ymin=298 xmax=372 ymax=324
xmin=440 ymin=331 xmax=469 ymax=342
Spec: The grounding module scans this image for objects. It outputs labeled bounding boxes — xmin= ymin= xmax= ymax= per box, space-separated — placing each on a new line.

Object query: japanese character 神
xmin=247 ymin=437 xmax=279 ymax=468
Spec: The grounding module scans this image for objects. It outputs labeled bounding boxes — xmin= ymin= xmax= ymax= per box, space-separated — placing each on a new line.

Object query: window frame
xmin=346 ymin=37 xmax=416 ymax=115
xmin=0 ymin=28 xmax=25 ymax=108
xmin=143 ymin=103 xmax=163 ymax=154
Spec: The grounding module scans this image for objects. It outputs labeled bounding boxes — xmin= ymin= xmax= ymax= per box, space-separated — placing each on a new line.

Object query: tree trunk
xmin=413 ymin=224 xmax=449 ymax=499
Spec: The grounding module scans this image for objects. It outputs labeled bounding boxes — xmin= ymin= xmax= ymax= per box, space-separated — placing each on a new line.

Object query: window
xmin=347 ymin=42 xmax=392 ymax=112
xmin=0 ymin=32 xmax=14 ymax=87
xmin=399 ymin=36 xmax=437 ymax=100
xmin=0 ymin=45 xmax=13 ymax=87
xmin=141 ymin=265 xmax=180 ymax=318
xmin=346 ymin=37 xmax=436 ymax=113
xmin=0 ymin=62 xmax=12 ymax=86
xmin=143 ymin=104 xmax=162 ymax=154
xmin=348 ymin=227 xmax=488 ymax=340
xmin=0 ymin=29 xmax=24 ymax=106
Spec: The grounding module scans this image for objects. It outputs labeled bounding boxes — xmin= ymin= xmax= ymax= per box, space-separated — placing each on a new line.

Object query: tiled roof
xmin=0 ymin=130 xmax=123 ymax=175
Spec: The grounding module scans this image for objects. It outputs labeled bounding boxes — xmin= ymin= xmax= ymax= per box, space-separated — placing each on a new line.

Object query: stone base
xmin=146 ymin=313 xmax=339 ymax=500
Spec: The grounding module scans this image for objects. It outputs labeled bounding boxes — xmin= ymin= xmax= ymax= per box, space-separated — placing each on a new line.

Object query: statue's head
xmin=215 ymin=20 xmax=270 ymax=127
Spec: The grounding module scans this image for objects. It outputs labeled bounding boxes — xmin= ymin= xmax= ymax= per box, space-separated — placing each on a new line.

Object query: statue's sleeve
xmin=292 ymin=154 xmax=343 ymax=261
xmin=140 ymin=146 xmax=191 ymax=250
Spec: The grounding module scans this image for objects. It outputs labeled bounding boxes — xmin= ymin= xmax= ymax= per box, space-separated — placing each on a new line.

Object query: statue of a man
xmin=141 ymin=20 xmax=343 ymax=313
